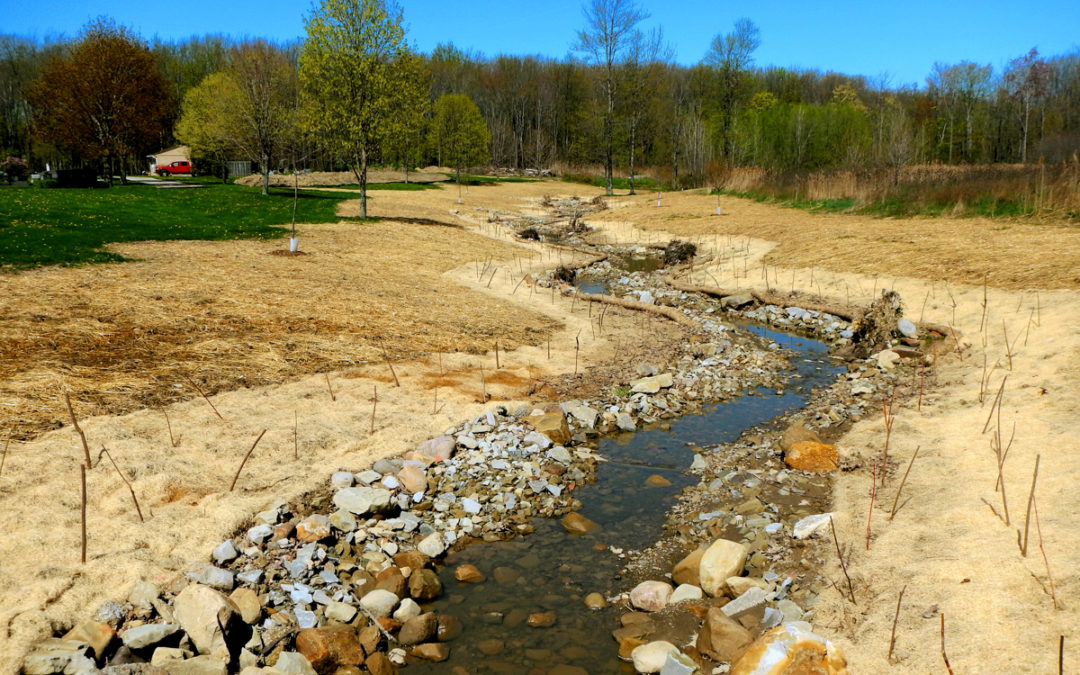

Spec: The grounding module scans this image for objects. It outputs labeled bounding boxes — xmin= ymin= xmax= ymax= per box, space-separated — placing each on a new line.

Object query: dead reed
xmin=184 ymin=374 xmax=224 ymax=421
xmin=325 ymin=373 xmax=336 ymax=401
xmin=64 ymin=392 xmax=92 ymax=468
xmin=888 ymin=585 xmax=906 ymax=663
xmin=97 ymin=447 xmax=144 ymax=522
xmin=229 ymin=429 xmax=268 ymax=492
xmin=162 ymin=408 xmax=181 ymax=448
xmin=889 ymin=446 xmax=920 ymax=520
xmin=829 ymin=515 xmax=857 ymax=604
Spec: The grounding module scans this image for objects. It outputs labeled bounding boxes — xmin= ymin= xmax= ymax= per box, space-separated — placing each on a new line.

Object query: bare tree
xmin=575 ymin=0 xmax=648 ymax=195
xmin=704 ymin=18 xmax=760 ymax=161
xmin=1004 ymin=48 xmax=1048 ymax=163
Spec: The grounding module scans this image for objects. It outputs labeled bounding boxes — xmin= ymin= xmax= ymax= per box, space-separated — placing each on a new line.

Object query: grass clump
xmin=0 ymin=182 xmax=361 ymax=270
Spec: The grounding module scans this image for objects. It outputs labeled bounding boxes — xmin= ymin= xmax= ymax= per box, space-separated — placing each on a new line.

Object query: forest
xmin=2 ymin=2 xmax=1079 ymax=215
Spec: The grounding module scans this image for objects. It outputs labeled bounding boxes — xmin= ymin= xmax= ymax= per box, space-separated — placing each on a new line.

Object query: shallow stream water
xmin=414 ymin=325 xmax=841 ymax=673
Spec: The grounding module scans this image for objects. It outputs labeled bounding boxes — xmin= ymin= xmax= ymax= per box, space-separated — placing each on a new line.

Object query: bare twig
xmin=982 ymin=376 xmax=1008 ymax=434
xmin=1019 ymin=454 xmax=1040 ymax=557
xmin=829 ymin=516 xmax=856 ymax=604
xmin=370 ymin=385 xmax=377 ymax=434
xmin=229 ymin=429 xmax=268 ymax=492
xmin=889 ymin=446 xmax=920 ymax=520
xmin=324 ymin=373 xmax=336 ymax=401
xmin=65 ymin=392 xmax=92 ymax=468
xmin=184 ymin=374 xmax=224 ymax=421
xmin=98 ymin=447 xmax=144 ymax=522
xmin=1033 ymin=496 xmax=1060 ymax=609
xmin=162 ymin=408 xmax=180 ymax=448
xmin=293 ymin=410 xmax=298 ymax=460
xmin=495 ymin=341 xmax=500 ymax=369
xmin=867 ymin=461 xmax=878 ymax=550
xmin=0 ymin=435 xmax=10 ymax=477
xmin=888 ymin=585 xmax=906 ymax=663
xmin=941 ymin=614 xmax=954 ymax=675
xmin=80 ymin=464 xmax=87 ymax=563
xmin=574 ymin=331 xmax=581 ymax=376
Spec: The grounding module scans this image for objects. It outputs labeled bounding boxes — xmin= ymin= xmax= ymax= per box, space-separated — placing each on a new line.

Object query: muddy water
xmin=575 ymin=255 xmax=664 ymax=296
xmin=414 ymin=326 xmax=841 ymax=673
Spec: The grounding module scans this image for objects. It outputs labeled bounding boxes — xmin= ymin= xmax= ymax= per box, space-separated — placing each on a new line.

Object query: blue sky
xmin=3 ymin=0 xmax=1078 ymax=87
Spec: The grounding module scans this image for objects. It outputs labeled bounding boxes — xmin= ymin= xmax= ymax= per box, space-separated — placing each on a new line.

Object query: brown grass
xmin=0 ymin=218 xmax=558 ymax=439
xmin=234 ymin=166 xmax=450 ymax=188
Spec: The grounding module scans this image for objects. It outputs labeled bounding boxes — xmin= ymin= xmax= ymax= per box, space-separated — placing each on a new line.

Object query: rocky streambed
xmin=24 ymin=244 xmax=930 ymax=675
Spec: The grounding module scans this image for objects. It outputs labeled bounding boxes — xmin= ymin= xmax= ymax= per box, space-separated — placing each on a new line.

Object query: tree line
xmin=3 ymin=0 xmax=1079 ymax=198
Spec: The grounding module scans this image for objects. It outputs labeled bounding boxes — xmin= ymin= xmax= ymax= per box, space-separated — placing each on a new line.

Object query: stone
xmin=721 ymin=293 xmax=754 ymax=309
xmin=393 ymin=598 xmax=422 ymax=623
xmin=437 ymin=614 xmax=463 ymax=641
xmin=247 ymin=524 xmax=274 ymax=544
xmin=398 ymin=613 xmax=439 ymax=645
xmin=122 ymin=623 xmax=180 ymax=649
xmin=229 ymin=588 xmax=262 ymax=625
xmin=295 ymin=625 xmax=365 ymax=671
xmin=417 ymin=532 xmax=446 ymax=557
xmin=333 ymin=487 xmax=392 ymax=516
xmin=660 ymin=650 xmax=698 ymax=675
xmin=359 ymin=589 xmax=399 ymax=618
xmin=793 ymin=513 xmax=834 ymax=539
xmin=325 ymin=601 xmax=358 ymax=623
xmin=173 ymin=584 xmax=238 ymax=660
xmin=721 ymin=587 xmax=768 ymax=629
xmin=150 ymin=647 xmax=188 ymax=665
xmin=780 ymin=421 xmax=821 ymax=452
xmin=615 ymin=412 xmax=636 ymax=432
xmin=454 ymin=564 xmax=484 ymax=583
xmin=212 ymin=540 xmax=239 ymax=564
xmin=186 ymin=564 xmax=234 ymax=591
xmin=375 ymin=567 xmax=407 ymax=598
xmin=561 ymin=512 xmax=598 ymax=534
xmin=784 ymin=441 xmax=839 ymax=473
xmin=630 ymin=580 xmax=674 ymax=612
xmin=630 ymin=373 xmax=674 ymax=394
xmin=329 ymin=509 xmax=358 ymax=532
xmin=397 ymin=465 xmax=427 ymax=493
xmin=476 ymin=639 xmax=504 ymax=655
xmin=563 ymin=402 xmax=599 ymax=429
xmin=696 ymin=607 xmax=755 ymax=663
xmin=699 ymin=539 xmax=749 ymax=597
xmin=584 ymin=593 xmax=607 ymax=609
xmin=876 ymin=349 xmax=901 ymax=370
xmin=415 ymin=435 xmax=456 ymax=462
xmin=62 ymin=620 xmax=115 ymax=659
xmin=296 ymin=514 xmax=332 ymax=542
xmin=410 ymin=643 xmax=450 ymax=662
xmin=672 ymin=548 xmax=705 ymax=587
xmin=528 ymin=411 xmax=571 ymax=445
xmin=726 ymin=577 xmax=769 ymax=597
xmin=897 ymin=317 xmax=918 ymax=337
xmin=777 ymin=599 xmax=805 ymax=623
xmin=273 ymin=652 xmax=319 ymax=675
xmin=408 ymin=569 xmax=442 ymax=601
xmin=631 ymin=641 xmax=679 ymax=674
xmin=393 ymin=550 xmax=431 ymax=571
xmin=330 ymin=470 xmax=355 ymax=488
xmin=527 ymin=612 xmax=557 ymax=628
xmin=668 ymin=584 xmax=703 ymax=604
xmin=730 ymin=624 xmax=847 ymax=675
xmin=22 ymin=638 xmax=95 ymax=674
xmin=364 ymin=652 xmax=395 ymax=675
xmin=161 ymin=656 xmax=228 ymax=675
xmin=547 ymin=446 xmax=573 ymax=464
xmin=646 ymin=474 xmax=672 ymax=486
xmin=128 ymin=581 xmax=161 ymax=612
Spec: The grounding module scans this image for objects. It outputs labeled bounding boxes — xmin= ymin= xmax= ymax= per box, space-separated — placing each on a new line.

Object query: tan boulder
xmin=528 ymin=411 xmax=571 ymax=445
xmin=696 ymin=607 xmax=754 ymax=663
xmin=173 ymin=584 xmax=239 ymax=660
xmin=295 ymin=624 xmax=365 ymax=670
xmin=672 ymin=548 xmax=705 ymax=587
xmin=454 ymin=564 xmax=485 ymax=583
xmin=699 ymin=539 xmax=749 ymax=597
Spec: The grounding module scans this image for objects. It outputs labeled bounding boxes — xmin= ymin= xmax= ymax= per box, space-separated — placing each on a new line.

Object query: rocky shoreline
xmin=23 ymin=241 xmax=932 ymax=674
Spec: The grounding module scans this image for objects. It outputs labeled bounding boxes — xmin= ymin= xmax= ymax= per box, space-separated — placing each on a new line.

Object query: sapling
xmin=80 ymin=464 xmax=87 ymax=564
xmin=229 ymin=429 xmax=267 ymax=492
xmin=1019 ymin=454 xmax=1040 ymax=557
xmin=888 ymin=585 xmax=906 ymax=663
xmin=98 ymin=447 xmax=143 ymax=522
xmin=65 ymin=392 xmax=92 ymax=468
xmin=184 ymin=374 xmax=224 ymax=421
xmin=325 ymin=373 xmax=336 ymax=401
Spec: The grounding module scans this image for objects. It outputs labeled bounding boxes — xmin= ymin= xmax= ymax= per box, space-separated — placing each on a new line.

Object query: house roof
xmin=148 ymin=145 xmax=190 ymax=158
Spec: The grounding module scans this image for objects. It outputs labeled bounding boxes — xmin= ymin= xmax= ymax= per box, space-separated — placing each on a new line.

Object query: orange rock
xmin=780 ymin=421 xmax=821 ymax=452
xmin=454 ymin=564 xmax=485 ymax=583
xmin=618 ymin=636 xmax=647 ymax=660
xmin=784 ymin=441 xmax=839 ymax=473
xmin=527 ymin=612 xmax=557 ymax=628
xmin=730 ymin=624 xmax=847 ymax=675
xmin=296 ymin=624 xmax=365 ymax=670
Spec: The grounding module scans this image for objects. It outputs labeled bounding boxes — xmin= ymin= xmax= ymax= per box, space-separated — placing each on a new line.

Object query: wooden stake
xmin=829 ymin=516 xmax=856 ymax=604
xmin=325 ymin=373 xmax=336 ymax=401
xmin=889 ymin=446 xmax=920 ymax=520
xmin=80 ymin=464 xmax=87 ymax=564
xmin=184 ymin=374 xmax=224 ymax=421
xmin=888 ymin=585 xmax=906 ymax=663
xmin=941 ymin=614 xmax=954 ymax=675
xmin=918 ymin=366 xmax=926 ymax=411
xmin=1019 ymin=454 xmax=1040 ymax=557
xmin=65 ymin=392 xmax=92 ymax=468
xmin=370 ymin=385 xmax=377 ymax=434
xmin=98 ymin=447 xmax=143 ymax=522
xmin=229 ymin=429 xmax=267 ymax=492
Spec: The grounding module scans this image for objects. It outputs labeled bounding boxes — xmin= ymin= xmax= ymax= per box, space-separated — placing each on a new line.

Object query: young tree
xmin=27 ymin=18 xmax=170 ymax=183
xmin=300 ymin=0 xmax=412 ymax=217
xmin=575 ymin=0 xmax=649 ymax=195
xmin=1004 ymin=48 xmax=1048 ymax=163
xmin=703 ymin=18 xmax=760 ymax=161
xmin=619 ymin=28 xmax=668 ymax=194
xmin=430 ymin=93 xmax=490 ymax=185
xmin=381 ymin=50 xmax=429 ymax=183
xmin=175 ymin=72 xmax=235 ymax=182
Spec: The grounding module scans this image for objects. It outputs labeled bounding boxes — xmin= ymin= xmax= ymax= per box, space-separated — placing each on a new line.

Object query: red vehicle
xmin=155 ymin=160 xmax=193 ymax=177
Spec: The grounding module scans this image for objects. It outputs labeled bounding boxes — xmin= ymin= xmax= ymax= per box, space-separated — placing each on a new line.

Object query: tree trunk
xmin=261 ymin=154 xmax=270 ymax=196
xmin=356 ymin=146 xmax=369 ymax=218
xmin=604 ymin=79 xmax=614 ymax=195
xmin=628 ymin=116 xmax=637 ymax=195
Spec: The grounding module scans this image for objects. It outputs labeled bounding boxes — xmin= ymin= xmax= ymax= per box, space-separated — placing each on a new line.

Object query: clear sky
xmin=3 ymin=0 xmax=1078 ymax=87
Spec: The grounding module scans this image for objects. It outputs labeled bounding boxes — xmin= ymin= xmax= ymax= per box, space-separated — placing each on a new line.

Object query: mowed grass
xmin=0 ymin=183 xmax=359 ymax=269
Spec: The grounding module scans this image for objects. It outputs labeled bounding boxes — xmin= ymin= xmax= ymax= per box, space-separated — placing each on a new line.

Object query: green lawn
xmin=0 ymin=182 xmax=360 ymax=269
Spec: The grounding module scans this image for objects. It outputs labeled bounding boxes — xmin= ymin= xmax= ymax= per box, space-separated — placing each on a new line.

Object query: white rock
xmin=333 ymin=486 xmax=392 ymax=515
xmin=274 ymin=652 xmax=318 ymax=674
xmin=330 ymin=471 xmax=354 ymax=488
xmin=876 ymin=349 xmax=901 ymax=370
xmin=699 ymin=539 xmax=748 ymax=597
xmin=325 ymin=601 xmax=358 ymax=623
xmin=630 ymin=580 xmax=673 ymax=612
xmin=793 ymin=513 xmax=833 ymax=539
xmin=631 ymin=640 xmax=679 ymax=673
xmin=668 ymin=584 xmax=703 ymax=604
xmin=295 ymin=608 xmax=317 ymax=629
xmin=898 ymin=318 xmax=918 ymax=337
xmin=660 ymin=650 xmax=699 ymax=675
xmin=462 ymin=498 xmax=482 ymax=514
xmin=721 ymin=586 xmax=767 ymax=625
xmin=630 ymin=373 xmax=674 ymax=394
xmin=417 ymin=532 xmax=446 ymax=557
xmin=173 ymin=584 xmax=236 ymax=660
xmin=247 ymin=524 xmax=274 ymax=544
xmin=393 ymin=598 xmax=422 ymax=622
xmin=356 ymin=470 xmax=382 ymax=484
xmin=186 ymin=565 xmax=234 ymax=591
xmin=121 ymin=623 xmax=180 ymax=649
xmin=212 ymin=540 xmax=238 ymax=564
xmin=360 ymin=589 xmax=399 ymax=618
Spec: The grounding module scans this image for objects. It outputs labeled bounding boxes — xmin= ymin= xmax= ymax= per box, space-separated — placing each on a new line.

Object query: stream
xmin=413 ymin=324 xmax=843 ymax=673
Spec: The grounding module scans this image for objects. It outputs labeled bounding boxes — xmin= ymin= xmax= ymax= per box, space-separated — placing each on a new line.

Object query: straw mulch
xmin=234 ymin=167 xmax=450 ymax=189
xmin=0 ymin=218 xmax=556 ymax=440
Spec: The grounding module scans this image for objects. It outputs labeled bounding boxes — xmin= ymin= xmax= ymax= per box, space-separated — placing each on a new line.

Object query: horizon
xmin=2 ymin=1 xmax=1079 ymax=88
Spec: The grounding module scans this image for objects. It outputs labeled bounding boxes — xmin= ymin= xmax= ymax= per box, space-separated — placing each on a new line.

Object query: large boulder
xmin=784 ymin=441 xmax=839 ymax=473
xmin=295 ymin=624 xmax=365 ymax=671
xmin=333 ymin=487 xmax=392 ymax=516
xmin=629 ymin=581 xmax=673 ymax=612
xmin=173 ymin=584 xmax=239 ymax=660
xmin=697 ymin=607 xmax=755 ymax=662
xmin=699 ymin=539 xmax=748 ymax=597
xmin=630 ymin=641 xmax=680 ymax=674
xmin=731 ymin=624 xmax=847 ymax=675
xmin=527 ymin=411 xmax=571 ymax=445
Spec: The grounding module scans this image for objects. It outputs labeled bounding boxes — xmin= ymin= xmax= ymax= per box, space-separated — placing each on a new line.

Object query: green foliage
xmin=561 ymin=172 xmax=657 ymax=191
xmin=0 ymin=183 xmax=357 ymax=269
xmin=430 ymin=93 xmax=490 ymax=181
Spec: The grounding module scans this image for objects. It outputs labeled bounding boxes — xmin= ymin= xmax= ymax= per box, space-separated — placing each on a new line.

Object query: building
xmin=147 ymin=145 xmax=190 ymax=174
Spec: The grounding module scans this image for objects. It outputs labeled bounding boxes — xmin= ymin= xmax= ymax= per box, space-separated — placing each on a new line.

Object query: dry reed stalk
xmin=571 ymin=294 xmax=577 ymax=313
xmin=948 ymin=325 xmax=965 ymax=361
xmin=494 ymin=341 xmax=500 ymax=369
xmin=1032 ymin=497 xmax=1059 ymax=609
xmin=829 ymin=515 xmax=857 ymax=604
xmin=1019 ymin=454 xmax=1040 ymax=556
xmin=990 ymin=406 xmax=1011 ymax=526
xmin=184 ymin=374 xmax=224 ymax=421
xmin=918 ymin=366 xmax=926 ymax=411
xmin=881 ymin=395 xmax=895 ymax=487
xmin=980 ymin=273 xmax=989 ymax=332
xmin=982 ymin=376 xmax=1008 ymax=433
xmin=889 ymin=446 xmax=920 ymax=520
xmin=920 ymin=289 xmax=931 ymax=323
xmin=945 ymin=282 xmax=957 ymax=325
xmin=162 ymin=408 xmax=180 ymax=448
xmin=941 ymin=614 xmax=954 ymax=675
xmin=888 ymin=585 xmax=906 ymax=663
xmin=1023 ymin=308 xmax=1035 ymax=346
xmin=293 ymin=411 xmax=298 ymax=460
xmin=512 ymin=275 xmax=527 ymax=295
xmin=0 ymin=435 xmax=10 ymax=477
xmin=325 ymin=373 xmax=336 ymax=401
xmin=486 ymin=267 xmax=498 ymax=288
xmin=547 ymin=335 xmax=551 ymax=360
xmin=866 ymin=461 xmax=878 ymax=550
xmin=229 ymin=429 xmax=268 ymax=492
xmin=80 ymin=464 xmax=87 ymax=564
xmin=98 ymin=447 xmax=144 ymax=522
xmin=574 ymin=332 xmax=581 ymax=376
xmin=65 ymin=392 xmax=92 ymax=468
xmin=370 ymin=385 xmax=377 ymax=434
xmin=480 ymin=366 xmax=487 ymax=401
xmin=1002 ymin=319 xmax=1015 ymax=370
